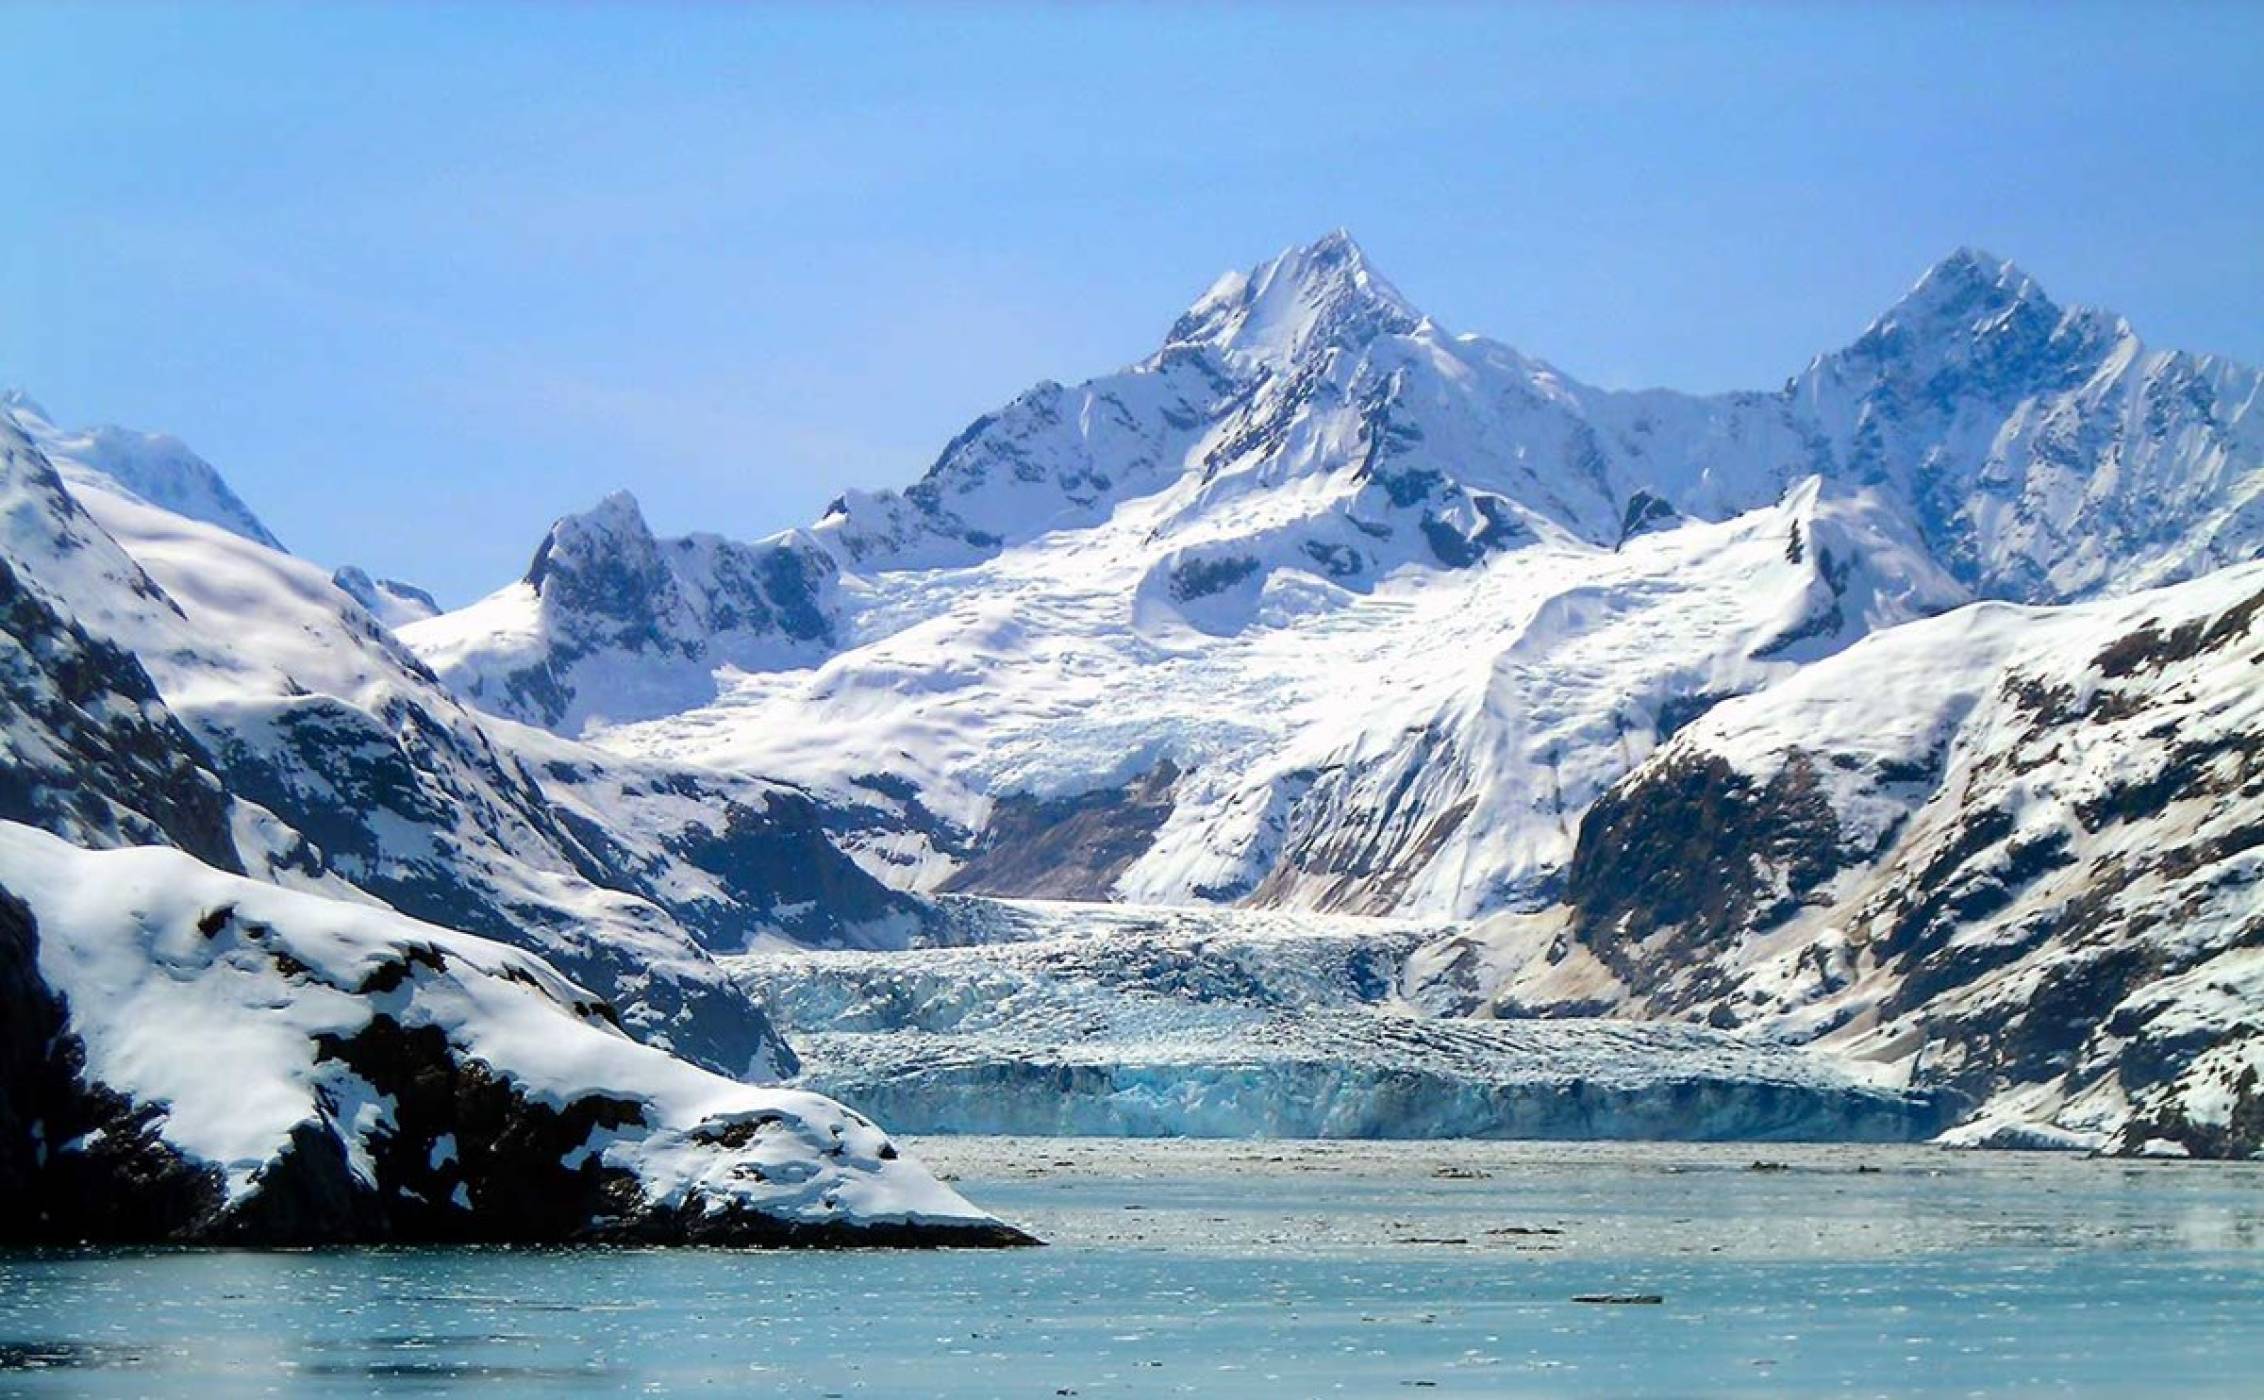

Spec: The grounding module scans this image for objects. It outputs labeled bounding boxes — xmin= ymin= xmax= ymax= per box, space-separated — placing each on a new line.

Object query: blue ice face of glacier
xmin=730 ymin=902 xmax=1958 ymax=1142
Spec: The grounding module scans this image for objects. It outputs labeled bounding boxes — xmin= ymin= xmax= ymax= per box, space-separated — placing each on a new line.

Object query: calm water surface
xmin=2 ymin=1138 xmax=2259 ymax=1397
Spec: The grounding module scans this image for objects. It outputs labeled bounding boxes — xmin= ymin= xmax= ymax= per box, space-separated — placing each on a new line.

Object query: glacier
xmin=734 ymin=900 xmax=1957 ymax=1142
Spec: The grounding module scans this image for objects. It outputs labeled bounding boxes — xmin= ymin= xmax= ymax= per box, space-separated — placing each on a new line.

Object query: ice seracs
xmin=732 ymin=898 xmax=1956 ymax=1142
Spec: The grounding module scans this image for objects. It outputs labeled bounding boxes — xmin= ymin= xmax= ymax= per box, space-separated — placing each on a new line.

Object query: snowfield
xmin=1 ymin=389 xmax=283 ymax=551
xmin=603 ymin=476 xmax=1959 ymax=919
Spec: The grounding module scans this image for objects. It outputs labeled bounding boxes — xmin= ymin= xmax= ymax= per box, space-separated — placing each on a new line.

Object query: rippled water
xmin=2 ymin=1138 xmax=2259 ymax=1396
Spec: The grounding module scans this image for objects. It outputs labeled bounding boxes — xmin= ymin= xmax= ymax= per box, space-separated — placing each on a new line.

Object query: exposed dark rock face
xmin=232 ymin=1016 xmax=661 ymax=1245
xmin=1616 ymin=490 xmax=1682 ymax=547
xmin=0 ymin=889 xmax=228 ymax=1244
xmin=943 ymin=762 xmax=1182 ymax=900
xmin=0 ymin=557 xmax=243 ymax=872
xmin=1565 ymin=752 xmax=1859 ymax=1009
xmin=1250 ymin=730 xmax=1485 ymax=915
xmin=1420 ymin=492 xmax=1530 ymax=569
xmin=1542 ymin=575 xmax=2264 ymax=1156
xmin=1167 ymin=554 xmax=1260 ymax=603
xmin=667 ymin=789 xmax=923 ymax=948
xmin=287 ymin=1014 xmax=1030 ymax=1246
xmin=2112 ymin=1060 xmax=2264 ymax=1161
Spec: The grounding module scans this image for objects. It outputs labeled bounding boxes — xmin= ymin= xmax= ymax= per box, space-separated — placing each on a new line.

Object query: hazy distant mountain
xmin=2 ymin=390 xmax=285 ymax=551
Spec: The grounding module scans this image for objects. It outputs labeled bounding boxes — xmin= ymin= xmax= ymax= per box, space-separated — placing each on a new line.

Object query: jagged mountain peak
xmin=416 ymin=483 xmax=841 ymax=731
xmin=1867 ymin=246 xmax=2145 ymax=356
xmin=1164 ymin=229 xmax=1425 ymax=363
xmin=525 ymin=489 xmax=660 ymax=590
xmin=1910 ymin=245 xmax=2037 ymax=299
xmin=1806 ymin=247 xmax=2140 ymax=424
xmin=566 ymin=487 xmax=652 ymax=539
xmin=1859 ymin=246 xmax=2060 ymax=340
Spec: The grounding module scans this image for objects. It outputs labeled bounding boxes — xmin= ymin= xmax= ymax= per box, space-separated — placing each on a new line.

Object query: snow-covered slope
xmin=1 ymin=414 xmax=929 ymax=1078
xmin=1 ymin=390 xmax=284 ymax=551
xmin=608 ymin=478 xmax=1956 ymax=918
xmin=409 ymin=234 xmax=2261 ymax=929
xmin=1414 ymin=562 xmax=2264 ymax=1157
xmin=0 ymin=822 xmax=1027 ymax=1246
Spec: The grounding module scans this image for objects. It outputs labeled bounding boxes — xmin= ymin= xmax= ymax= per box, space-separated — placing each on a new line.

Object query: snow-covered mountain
xmin=410 ymin=492 xmax=842 ymax=731
xmin=1412 ymin=562 xmax=2264 ymax=1157
xmin=2 ymin=390 xmax=285 ymax=550
xmin=394 ymin=232 xmax=2261 ymax=1156
xmin=2 ymin=412 xmax=929 ymax=1081
xmin=803 ymin=235 xmax=2261 ymax=602
xmin=411 ymin=233 xmax=2259 ymax=923
xmin=8 ymin=232 xmax=2260 ymax=1162
xmin=2 ymin=393 xmax=447 ymax=629
xmin=0 ymin=412 xmax=1052 ymax=1240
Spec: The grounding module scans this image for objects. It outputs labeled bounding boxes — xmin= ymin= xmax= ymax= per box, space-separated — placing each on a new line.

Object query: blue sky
xmin=5 ymin=2 xmax=2259 ymax=604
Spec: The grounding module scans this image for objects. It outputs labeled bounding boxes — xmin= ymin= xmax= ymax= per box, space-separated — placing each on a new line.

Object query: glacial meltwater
xmin=2 ymin=1139 xmax=2258 ymax=1398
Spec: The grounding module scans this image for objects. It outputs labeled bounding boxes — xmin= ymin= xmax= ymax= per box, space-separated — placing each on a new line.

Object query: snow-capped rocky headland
xmin=0 ymin=825 xmax=1028 ymax=1246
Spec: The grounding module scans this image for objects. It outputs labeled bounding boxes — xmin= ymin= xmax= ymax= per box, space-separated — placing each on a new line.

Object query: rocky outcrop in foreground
xmin=0 ymin=824 xmax=1032 ymax=1247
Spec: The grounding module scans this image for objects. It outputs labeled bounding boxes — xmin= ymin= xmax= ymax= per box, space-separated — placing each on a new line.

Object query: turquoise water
xmin=2 ymin=1138 xmax=2258 ymax=1397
